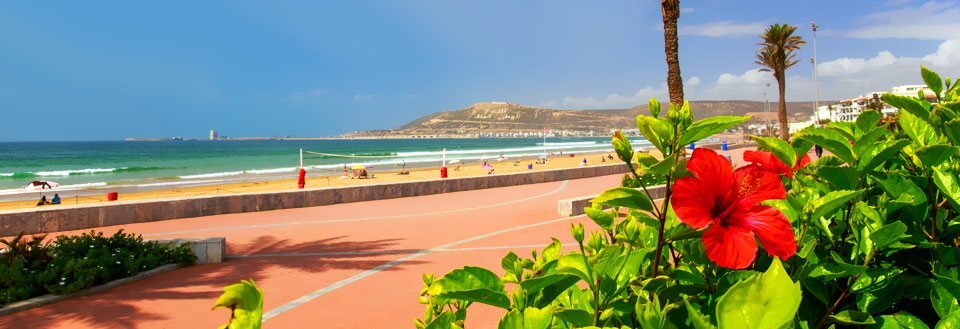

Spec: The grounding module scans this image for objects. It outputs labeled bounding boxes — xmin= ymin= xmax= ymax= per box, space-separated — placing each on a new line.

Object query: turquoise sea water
xmin=0 ymin=138 xmax=645 ymax=194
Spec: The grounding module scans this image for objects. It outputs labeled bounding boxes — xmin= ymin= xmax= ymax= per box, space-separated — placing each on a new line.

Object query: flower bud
xmin=571 ymin=223 xmax=585 ymax=243
xmin=649 ymin=98 xmax=661 ymax=118
xmin=611 ymin=131 xmax=634 ymax=163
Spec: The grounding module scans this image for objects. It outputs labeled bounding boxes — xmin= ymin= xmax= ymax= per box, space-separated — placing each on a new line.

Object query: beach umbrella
xmin=24 ymin=180 xmax=59 ymax=191
xmin=351 ymin=165 xmax=366 ymax=170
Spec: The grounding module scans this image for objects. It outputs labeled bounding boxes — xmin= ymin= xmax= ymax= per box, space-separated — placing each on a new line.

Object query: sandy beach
xmin=0 ymin=151 xmax=633 ymax=212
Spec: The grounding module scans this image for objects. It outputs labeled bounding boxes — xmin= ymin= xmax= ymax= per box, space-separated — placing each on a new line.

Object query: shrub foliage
xmin=415 ymin=67 xmax=960 ymax=329
xmin=0 ymin=230 xmax=195 ymax=305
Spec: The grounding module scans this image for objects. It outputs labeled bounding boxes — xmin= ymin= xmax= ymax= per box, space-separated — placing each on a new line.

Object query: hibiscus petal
xmin=743 ymin=150 xmax=791 ymax=176
xmin=744 ymin=205 xmax=797 ymax=260
xmin=733 ymin=164 xmax=786 ymax=208
xmin=794 ymin=153 xmax=811 ymax=172
xmin=702 ymin=224 xmax=758 ymax=269
xmin=672 ymin=148 xmax=735 ymax=229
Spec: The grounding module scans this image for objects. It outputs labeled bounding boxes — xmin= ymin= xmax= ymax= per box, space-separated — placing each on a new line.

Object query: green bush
xmin=414 ymin=67 xmax=960 ymax=328
xmin=0 ymin=230 xmax=195 ymax=305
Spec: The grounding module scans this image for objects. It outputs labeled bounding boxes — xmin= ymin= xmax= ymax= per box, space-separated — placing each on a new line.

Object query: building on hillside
xmin=813 ymin=84 xmax=937 ymax=123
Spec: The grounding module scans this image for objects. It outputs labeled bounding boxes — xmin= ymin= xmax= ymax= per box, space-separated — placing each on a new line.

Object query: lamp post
xmin=765 ymin=82 xmax=771 ymax=136
xmin=811 ymin=22 xmax=821 ymax=125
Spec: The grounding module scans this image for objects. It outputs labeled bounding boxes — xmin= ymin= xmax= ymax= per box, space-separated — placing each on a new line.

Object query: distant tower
xmin=209 ymin=130 xmax=218 ymax=140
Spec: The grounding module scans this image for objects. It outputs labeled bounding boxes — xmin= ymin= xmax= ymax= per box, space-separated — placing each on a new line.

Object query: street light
xmin=811 ymin=22 xmax=821 ymax=125
xmin=765 ymin=82 xmax=771 ymax=136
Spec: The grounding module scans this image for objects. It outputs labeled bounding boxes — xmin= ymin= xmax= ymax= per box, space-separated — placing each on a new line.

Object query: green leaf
xmin=716 ymin=258 xmax=801 ymax=329
xmin=554 ymin=309 xmax=592 ymax=327
xmin=557 ymin=254 xmax=592 ymax=285
xmin=871 ymin=312 xmax=929 ymax=329
xmin=933 ymin=168 xmax=960 ymax=209
xmin=856 ymin=110 xmax=883 ymax=133
xmin=678 ymin=115 xmax=750 ymax=146
xmin=883 ymin=93 xmax=931 ymax=121
xmin=591 ymin=187 xmax=653 ymax=211
xmin=900 ymin=110 xmax=938 ymax=146
xmin=870 ymin=221 xmax=908 ymax=249
xmin=584 ymin=207 xmax=614 ymax=230
xmin=212 ymin=279 xmax=264 ymax=329
xmin=440 ymin=289 xmax=511 ymax=309
xmin=520 ymin=274 xmax=580 ymax=308
xmin=916 ymin=144 xmax=959 ymax=168
xmin=498 ymin=307 xmax=553 ymax=329
xmin=810 ymin=190 xmax=863 ymax=220
xmin=816 ymin=165 xmax=859 ymax=190
xmin=753 ymin=135 xmax=798 ymax=167
xmin=795 ymin=129 xmax=856 ymax=163
xmin=637 ymin=115 xmax=674 ymax=154
xmin=937 ymin=310 xmax=960 ymax=329
xmin=424 ymin=311 xmax=461 ymax=329
xmin=830 ymin=310 xmax=876 ymax=325
xmin=923 ymin=66 xmax=944 ymax=99
xmin=684 ymin=299 xmax=717 ymax=329
xmin=429 ymin=266 xmax=509 ymax=308
xmin=877 ymin=175 xmax=928 ymax=207
xmin=646 ymin=157 xmax=675 ymax=176
xmin=859 ymin=139 xmax=910 ymax=172
xmin=944 ymin=118 xmax=960 ymax=145
xmin=934 ymin=281 xmax=960 ymax=319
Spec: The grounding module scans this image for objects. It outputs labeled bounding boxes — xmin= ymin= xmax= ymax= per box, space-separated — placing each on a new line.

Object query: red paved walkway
xmin=0 ymin=147 xmax=784 ymax=328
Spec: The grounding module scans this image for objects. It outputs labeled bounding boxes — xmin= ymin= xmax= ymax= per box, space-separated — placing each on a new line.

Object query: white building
xmin=813 ymin=84 xmax=936 ymax=123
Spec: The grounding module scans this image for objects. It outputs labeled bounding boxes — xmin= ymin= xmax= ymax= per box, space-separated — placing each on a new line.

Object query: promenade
xmin=0 ymin=147 xmax=768 ymax=328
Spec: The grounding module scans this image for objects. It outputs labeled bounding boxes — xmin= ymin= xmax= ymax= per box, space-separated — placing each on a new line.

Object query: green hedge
xmin=0 ymin=230 xmax=195 ymax=305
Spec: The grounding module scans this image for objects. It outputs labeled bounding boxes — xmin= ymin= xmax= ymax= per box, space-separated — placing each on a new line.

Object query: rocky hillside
xmin=342 ymin=101 xmax=818 ymax=137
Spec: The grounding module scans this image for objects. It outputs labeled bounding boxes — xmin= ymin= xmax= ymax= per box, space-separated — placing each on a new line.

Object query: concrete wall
xmin=0 ymin=164 xmax=629 ymax=236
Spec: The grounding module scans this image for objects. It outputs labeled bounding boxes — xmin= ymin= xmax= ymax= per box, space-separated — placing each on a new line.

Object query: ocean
xmin=0 ymin=138 xmax=645 ymax=197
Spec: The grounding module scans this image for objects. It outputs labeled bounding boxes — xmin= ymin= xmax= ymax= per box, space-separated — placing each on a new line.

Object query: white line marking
xmin=143 ymin=180 xmax=569 ymax=237
xmin=261 ymin=216 xmax=585 ymax=321
xmin=227 ymin=242 xmax=577 ymax=259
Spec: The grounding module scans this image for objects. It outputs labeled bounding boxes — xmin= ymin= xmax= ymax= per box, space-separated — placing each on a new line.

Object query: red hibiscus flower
xmin=672 ymin=148 xmax=796 ymax=269
xmin=743 ymin=150 xmax=810 ymax=178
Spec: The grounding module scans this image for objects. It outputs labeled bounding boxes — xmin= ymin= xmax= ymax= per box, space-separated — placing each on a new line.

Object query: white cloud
xmin=539 ymin=77 xmax=703 ymax=109
xmin=678 ymin=20 xmax=767 ymax=37
xmin=353 ymin=93 xmax=373 ymax=101
xmin=680 ymin=7 xmax=695 ymax=13
xmin=845 ymin=1 xmax=960 ymax=40
xmin=697 ymin=39 xmax=960 ymax=102
xmin=817 ymin=51 xmax=898 ymax=77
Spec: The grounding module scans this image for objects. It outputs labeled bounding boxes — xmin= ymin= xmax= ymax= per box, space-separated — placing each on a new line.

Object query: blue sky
xmin=2 ymin=0 xmax=959 ymax=141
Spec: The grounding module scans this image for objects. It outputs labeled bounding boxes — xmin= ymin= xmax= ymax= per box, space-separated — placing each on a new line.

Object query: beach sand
xmin=0 ymin=152 xmax=634 ymax=212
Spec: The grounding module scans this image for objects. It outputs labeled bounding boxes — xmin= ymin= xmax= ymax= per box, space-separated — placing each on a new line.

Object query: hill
xmin=341 ymin=101 xmax=819 ymax=137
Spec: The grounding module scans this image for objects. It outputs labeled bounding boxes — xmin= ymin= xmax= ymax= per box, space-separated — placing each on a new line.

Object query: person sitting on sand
xmin=51 ymin=194 xmax=61 ymax=205
xmin=37 ymin=195 xmax=48 ymax=206
xmin=581 ymin=158 xmax=587 ymax=167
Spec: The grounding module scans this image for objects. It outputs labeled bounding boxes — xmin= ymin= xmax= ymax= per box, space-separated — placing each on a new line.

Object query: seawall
xmin=0 ymin=163 xmax=630 ymax=236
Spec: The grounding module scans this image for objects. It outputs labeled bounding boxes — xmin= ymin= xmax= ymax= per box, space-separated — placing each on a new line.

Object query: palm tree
xmin=661 ymin=0 xmax=683 ymax=106
xmin=756 ymin=23 xmax=806 ymax=140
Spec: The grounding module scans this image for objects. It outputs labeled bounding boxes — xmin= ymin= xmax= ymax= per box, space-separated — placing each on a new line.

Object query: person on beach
xmin=581 ymin=158 xmax=587 ymax=167
xmin=37 ymin=195 xmax=48 ymax=206
xmin=487 ymin=168 xmax=495 ymax=175
xmin=52 ymin=194 xmax=61 ymax=205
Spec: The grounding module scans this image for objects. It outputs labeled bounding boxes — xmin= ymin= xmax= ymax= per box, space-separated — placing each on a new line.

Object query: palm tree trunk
xmin=661 ymin=0 xmax=683 ymax=106
xmin=777 ymin=72 xmax=789 ymax=140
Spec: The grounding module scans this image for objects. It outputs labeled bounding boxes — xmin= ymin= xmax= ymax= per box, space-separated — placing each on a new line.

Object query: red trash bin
xmin=106 ymin=192 xmax=119 ymax=201
xmin=440 ymin=166 xmax=448 ymax=178
xmin=297 ymin=168 xmax=306 ymax=189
